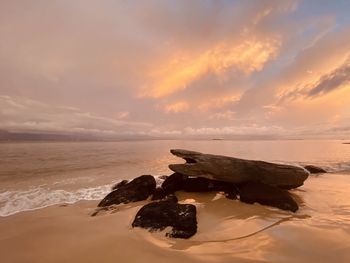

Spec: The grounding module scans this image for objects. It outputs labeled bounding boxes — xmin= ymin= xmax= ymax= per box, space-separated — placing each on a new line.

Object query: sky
xmin=1 ymin=0 xmax=350 ymax=139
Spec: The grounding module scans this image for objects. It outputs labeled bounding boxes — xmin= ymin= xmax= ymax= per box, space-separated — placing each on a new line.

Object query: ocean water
xmin=1 ymin=139 xmax=350 ymax=217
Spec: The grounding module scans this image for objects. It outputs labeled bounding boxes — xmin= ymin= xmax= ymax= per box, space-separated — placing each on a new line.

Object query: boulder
xmin=98 ymin=175 xmax=156 ymax=207
xmin=158 ymin=173 xmax=239 ymax=199
xmin=151 ymin=187 xmax=168 ymax=200
xmin=132 ymin=199 xmax=197 ymax=239
xmin=161 ymin=173 xmax=188 ymax=195
xmin=169 ymin=149 xmax=309 ymax=189
xmin=238 ymin=181 xmax=298 ymax=212
xmin=304 ymin=165 xmax=327 ymax=174
xmin=111 ymin=180 xmax=129 ymax=190
xmin=182 ymin=177 xmax=239 ymax=199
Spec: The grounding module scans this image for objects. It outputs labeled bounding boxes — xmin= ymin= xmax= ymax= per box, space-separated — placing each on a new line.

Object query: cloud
xmin=307 ymin=59 xmax=350 ymax=97
xmin=0 ymin=96 xmax=152 ymax=135
xmin=183 ymin=125 xmax=285 ymax=136
xmin=141 ymin=37 xmax=280 ymax=98
xmin=165 ymin=101 xmax=189 ymax=113
xmin=1 ymin=1 xmax=350 ymax=138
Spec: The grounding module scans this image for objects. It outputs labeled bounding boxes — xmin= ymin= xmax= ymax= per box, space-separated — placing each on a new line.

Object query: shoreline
xmin=1 ymin=175 xmax=350 ymax=262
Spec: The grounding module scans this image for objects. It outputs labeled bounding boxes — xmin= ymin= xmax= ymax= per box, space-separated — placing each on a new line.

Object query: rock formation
xmin=169 ymin=149 xmax=309 ymax=189
xmin=95 ymin=149 xmax=313 ymax=238
xmin=238 ymin=181 xmax=299 ymax=212
xmin=132 ymin=198 xmax=197 ymax=239
xmin=304 ymin=165 xmax=327 ymax=174
xmin=98 ymin=175 xmax=156 ymax=207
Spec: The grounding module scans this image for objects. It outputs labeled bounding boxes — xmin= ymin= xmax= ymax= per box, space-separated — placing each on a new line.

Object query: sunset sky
xmin=1 ymin=0 xmax=350 ymax=138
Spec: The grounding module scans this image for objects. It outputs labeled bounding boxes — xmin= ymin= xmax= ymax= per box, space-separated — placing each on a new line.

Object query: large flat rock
xmin=169 ymin=149 xmax=309 ymax=189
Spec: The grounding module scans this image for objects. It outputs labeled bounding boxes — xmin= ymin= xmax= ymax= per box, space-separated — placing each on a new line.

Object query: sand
xmin=1 ymin=174 xmax=350 ymax=263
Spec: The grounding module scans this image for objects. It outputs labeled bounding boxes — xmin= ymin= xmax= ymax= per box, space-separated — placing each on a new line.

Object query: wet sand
xmin=1 ymin=175 xmax=350 ymax=263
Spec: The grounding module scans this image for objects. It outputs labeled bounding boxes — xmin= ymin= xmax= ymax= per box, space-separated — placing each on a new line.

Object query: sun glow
xmin=142 ymin=38 xmax=280 ymax=98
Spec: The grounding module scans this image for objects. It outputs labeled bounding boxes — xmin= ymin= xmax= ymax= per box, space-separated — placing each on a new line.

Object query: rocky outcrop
xmin=169 ymin=149 xmax=309 ymax=189
xmin=111 ymin=180 xmax=129 ymax=190
xmin=161 ymin=172 xmax=188 ymax=195
xmin=132 ymin=199 xmax=197 ymax=239
xmin=304 ymin=165 xmax=327 ymax=174
xmin=238 ymin=181 xmax=298 ymax=212
xmin=151 ymin=173 xmax=238 ymax=200
xmin=98 ymin=175 xmax=156 ymax=207
xmin=94 ymin=149 xmax=312 ymax=239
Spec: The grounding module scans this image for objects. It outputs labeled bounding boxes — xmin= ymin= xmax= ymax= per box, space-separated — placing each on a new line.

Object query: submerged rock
xmin=238 ymin=181 xmax=298 ymax=212
xmin=304 ymin=165 xmax=327 ymax=174
xmin=132 ymin=199 xmax=197 ymax=239
xmin=98 ymin=175 xmax=156 ymax=207
xmin=169 ymin=149 xmax=309 ymax=189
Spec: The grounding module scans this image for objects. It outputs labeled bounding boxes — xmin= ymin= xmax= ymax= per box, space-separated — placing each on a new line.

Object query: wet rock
xmin=151 ymin=187 xmax=167 ymax=200
xmin=161 ymin=173 xmax=188 ymax=194
xmin=132 ymin=200 xmax=197 ymax=239
xmin=169 ymin=149 xmax=309 ymax=189
xmin=182 ymin=177 xmax=239 ymax=199
xmin=98 ymin=175 xmax=156 ymax=207
xmin=304 ymin=165 xmax=327 ymax=174
xmin=238 ymin=181 xmax=298 ymax=212
xmin=111 ymin=180 xmax=129 ymax=190
xmin=154 ymin=175 xmax=239 ymax=200
xmin=158 ymin=175 xmax=169 ymax=180
xmin=182 ymin=177 xmax=234 ymax=192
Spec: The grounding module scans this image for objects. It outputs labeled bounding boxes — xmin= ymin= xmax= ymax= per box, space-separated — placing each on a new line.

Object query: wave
xmin=0 ymin=184 xmax=112 ymax=217
xmin=0 ymin=175 xmax=167 ymax=217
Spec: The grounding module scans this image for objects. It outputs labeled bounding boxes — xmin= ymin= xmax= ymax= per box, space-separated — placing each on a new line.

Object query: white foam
xmin=0 ymin=175 xmax=167 ymax=217
xmin=0 ymin=184 xmax=112 ymax=217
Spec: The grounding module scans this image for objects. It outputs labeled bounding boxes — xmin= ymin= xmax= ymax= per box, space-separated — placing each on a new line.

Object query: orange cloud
xmin=142 ymin=37 xmax=280 ymax=98
xmin=198 ymin=94 xmax=241 ymax=111
xmin=164 ymin=101 xmax=189 ymax=113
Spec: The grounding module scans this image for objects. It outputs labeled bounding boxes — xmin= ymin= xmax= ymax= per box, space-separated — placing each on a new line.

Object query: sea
xmin=1 ymin=139 xmax=350 ymax=217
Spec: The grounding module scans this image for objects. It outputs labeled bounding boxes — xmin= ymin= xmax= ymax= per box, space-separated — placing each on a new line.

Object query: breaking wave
xmin=0 ymin=184 xmax=112 ymax=217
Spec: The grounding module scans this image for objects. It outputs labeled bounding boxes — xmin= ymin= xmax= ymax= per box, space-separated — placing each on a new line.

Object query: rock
xmin=169 ymin=149 xmax=309 ymax=189
xmin=158 ymin=173 xmax=239 ymax=199
xmin=132 ymin=200 xmax=197 ymax=239
xmin=151 ymin=187 xmax=167 ymax=200
xmin=238 ymin=181 xmax=298 ymax=212
xmin=304 ymin=165 xmax=327 ymax=174
xmin=181 ymin=177 xmax=239 ymax=199
xmin=158 ymin=175 xmax=169 ymax=180
xmin=161 ymin=173 xmax=188 ymax=195
xmin=182 ymin=177 xmax=228 ymax=192
xmin=98 ymin=175 xmax=156 ymax=207
xmin=111 ymin=180 xmax=129 ymax=190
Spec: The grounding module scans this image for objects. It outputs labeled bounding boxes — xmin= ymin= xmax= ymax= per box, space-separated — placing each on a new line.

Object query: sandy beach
xmin=1 ymin=174 xmax=350 ymax=263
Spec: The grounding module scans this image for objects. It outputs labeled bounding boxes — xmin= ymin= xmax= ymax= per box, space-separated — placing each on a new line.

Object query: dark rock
xmin=158 ymin=175 xmax=169 ymax=180
xmin=182 ymin=177 xmax=234 ymax=192
xmin=162 ymin=194 xmax=178 ymax=203
xmin=132 ymin=200 xmax=197 ymax=239
xmin=304 ymin=165 xmax=327 ymax=174
xmin=238 ymin=181 xmax=298 ymax=212
xmin=98 ymin=175 xmax=156 ymax=207
xmin=161 ymin=173 xmax=188 ymax=194
xmin=158 ymin=175 xmax=239 ymax=199
xmin=225 ymin=187 xmax=239 ymax=200
xmin=111 ymin=180 xmax=129 ymax=190
xmin=151 ymin=187 xmax=167 ymax=200
xmin=169 ymin=149 xmax=309 ymax=189
xmin=181 ymin=177 xmax=239 ymax=199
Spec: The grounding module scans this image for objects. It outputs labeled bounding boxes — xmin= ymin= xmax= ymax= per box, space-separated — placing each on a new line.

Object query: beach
xmin=1 ymin=140 xmax=350 ymax=262
xmin=1 ymin=171 xmax=350 ymax=262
